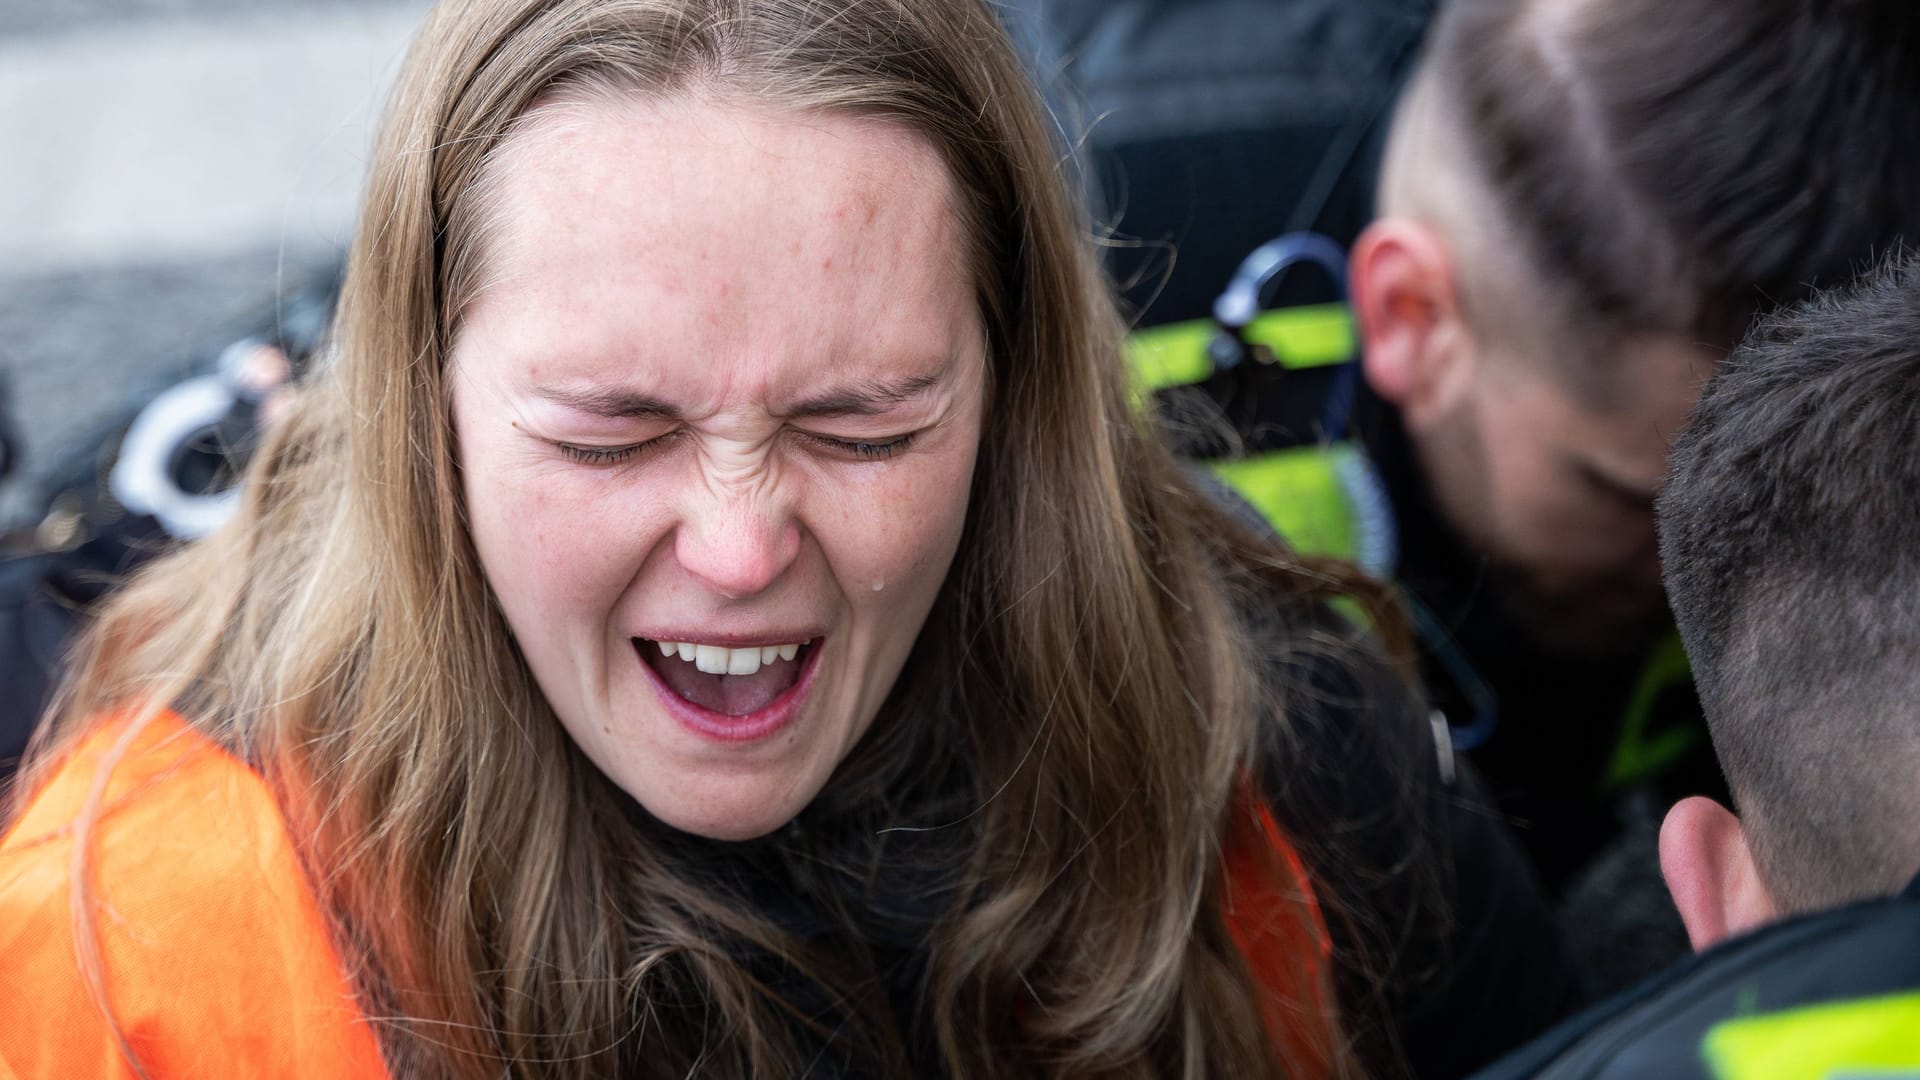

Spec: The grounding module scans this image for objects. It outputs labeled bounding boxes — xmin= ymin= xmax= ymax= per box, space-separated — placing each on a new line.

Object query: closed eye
xmin=557 ymin=430 xmax=681 ymax=466
xmin=795 ymin=430 xmax=917 ymax=461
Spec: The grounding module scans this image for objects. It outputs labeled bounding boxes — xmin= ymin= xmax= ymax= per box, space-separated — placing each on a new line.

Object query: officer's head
xmin=1657 ymin=258 xmax=1920 ymax=949
xmin=1350 ymin=0 xmax=1920 ymax=657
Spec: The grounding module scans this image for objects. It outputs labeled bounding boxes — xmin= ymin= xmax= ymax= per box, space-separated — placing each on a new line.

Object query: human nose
xmin=673 ymin=487 xmax=801 ymax=600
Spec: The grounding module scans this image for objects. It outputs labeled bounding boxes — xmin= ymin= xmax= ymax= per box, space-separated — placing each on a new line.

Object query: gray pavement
xmin=0 ymin=249 xmax=342 ymax=519
xmin=0 ymin=0 xmax=429 ymax=528
xmin=2 ymin=0 xmax=406 ymax=37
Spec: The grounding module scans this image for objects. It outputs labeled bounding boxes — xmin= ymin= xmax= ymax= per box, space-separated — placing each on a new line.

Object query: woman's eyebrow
xmin=535 ymin=385 xmax=680 ymax=420
xmin=786 ymin=373 xmax=944 ymax=418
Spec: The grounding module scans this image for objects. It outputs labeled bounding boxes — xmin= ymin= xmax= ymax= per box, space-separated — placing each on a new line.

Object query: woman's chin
xmin=640 ymin=782 xmax=812 ymax=842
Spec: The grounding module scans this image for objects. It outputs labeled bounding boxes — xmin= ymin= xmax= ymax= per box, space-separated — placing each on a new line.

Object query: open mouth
xmin=635 ymin=638 xmax=818 ymax=717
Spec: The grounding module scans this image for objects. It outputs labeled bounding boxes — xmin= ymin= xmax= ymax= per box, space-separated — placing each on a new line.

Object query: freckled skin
xmin=450 ymin=97 xmax=987 ymax=840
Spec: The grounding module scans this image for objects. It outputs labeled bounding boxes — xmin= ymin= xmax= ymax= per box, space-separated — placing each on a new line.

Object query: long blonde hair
xmin=26 ymin=0 xmax=1398 ymax=1075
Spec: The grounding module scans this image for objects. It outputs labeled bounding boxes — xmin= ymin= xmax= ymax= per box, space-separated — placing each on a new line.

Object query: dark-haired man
xmin=1475 ymin=256 xmax=1920 ymax=1079
xmin=1319 ymin=0 xmax=1920 ymax=985
xmin=1657 ymin=257 xmax=1920 ymax=957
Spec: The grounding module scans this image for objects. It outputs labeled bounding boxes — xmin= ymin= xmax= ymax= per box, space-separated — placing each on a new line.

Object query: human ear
xmin=1349 ymin=219 xmax=1473 ymax=426
xmin=1660 ymin=796 xmax=1779 ymax=952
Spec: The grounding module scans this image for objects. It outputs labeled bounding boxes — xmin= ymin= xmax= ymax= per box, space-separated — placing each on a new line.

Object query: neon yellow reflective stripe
xmin=1207 ymin=445 xmax=1358 ymax=563
xmin=1129 ymin=319 xmax=1217 ymax=390
xmin=1602 ymin=629 xmax=1701 ymax=792
xmin=1125 ymin=301 xmax=1363 ymax=555
xmin=1705 ymin=992 xmax=1920 ymax=1079
xmin=1241 ymin=304 xmax=1356 ymax=371
xmin=1126 ymin=303 xmax=1357 ymax=392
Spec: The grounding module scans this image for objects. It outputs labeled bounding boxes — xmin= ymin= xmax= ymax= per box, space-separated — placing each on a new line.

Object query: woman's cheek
xmin=840 ymin=449 xmax=974 ymax=590
xmin=478 ymin=467 xmax=648 ymax=615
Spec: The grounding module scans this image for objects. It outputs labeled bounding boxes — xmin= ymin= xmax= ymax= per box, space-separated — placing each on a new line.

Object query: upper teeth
xmin=653 ymin=640 xmax=804 ymax=676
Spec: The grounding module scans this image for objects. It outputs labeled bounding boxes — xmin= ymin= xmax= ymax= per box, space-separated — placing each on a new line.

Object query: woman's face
xmin=451 ymin=96 xmax=987 ymax=841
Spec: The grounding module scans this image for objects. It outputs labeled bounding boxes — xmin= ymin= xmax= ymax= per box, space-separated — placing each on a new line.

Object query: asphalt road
xmin=0 ymin=0 xmax=428 ymax=528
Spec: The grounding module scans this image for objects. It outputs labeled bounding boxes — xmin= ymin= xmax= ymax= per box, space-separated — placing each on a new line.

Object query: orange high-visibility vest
xmin=0 ymin=712 xmax=1331 ymax=1078
xmin=0 ymin=713 xmax=388 ymax=1079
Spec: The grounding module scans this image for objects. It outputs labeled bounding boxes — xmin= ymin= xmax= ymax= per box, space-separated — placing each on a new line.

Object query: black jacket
xmin=1001 ymin=0 xmax=1434 ymax=326
xmin=1262 ymin=608 xmax=1586 ymax=1078
xmin=1473 ymin=873 xmax=1920 ymax=1079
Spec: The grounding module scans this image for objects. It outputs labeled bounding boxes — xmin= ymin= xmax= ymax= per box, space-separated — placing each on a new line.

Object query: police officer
xmin=1479 ymin=250 xmax=1920 ymax=1080
xmin=1132 ymin=0 xmax=1920 ymax=995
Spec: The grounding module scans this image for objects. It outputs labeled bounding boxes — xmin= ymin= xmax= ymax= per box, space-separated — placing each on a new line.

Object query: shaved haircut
xmin=1660 ymin=257 xmax=1920 ymax=912
xmin=1383 ymin=0 xmax=1920 ymax=391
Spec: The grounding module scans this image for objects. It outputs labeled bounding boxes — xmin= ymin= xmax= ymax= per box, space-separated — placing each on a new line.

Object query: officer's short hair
xmin=1660 ymin=256 xmax=1920 ymax=912
xmin=1395 ymin=0 xmax=1920 ymax=395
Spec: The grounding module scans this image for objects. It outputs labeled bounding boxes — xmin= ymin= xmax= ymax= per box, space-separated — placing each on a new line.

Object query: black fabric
xmin=1261 ymin=611 xmax=1586 ymax=1079
xmin=655 ymin=806 xmax=966 ymax=1078
xmin=1470 ymin=880 xmax=1920 ymax=1080
xmin=1001 ymin=0 xmax=1435 ymax=326
xmin=0 ymin=516 xmax=170 ymax=779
